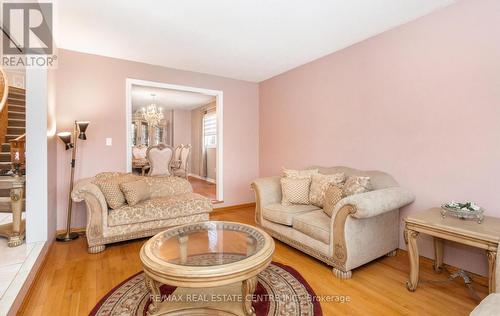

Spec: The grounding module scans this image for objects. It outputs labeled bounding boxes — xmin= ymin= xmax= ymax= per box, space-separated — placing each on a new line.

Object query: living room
xmin=0 ymin=0 xmax=499 ymax=315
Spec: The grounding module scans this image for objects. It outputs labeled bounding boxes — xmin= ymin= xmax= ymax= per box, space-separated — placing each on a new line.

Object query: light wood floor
xmin=19 ymin=207 xmax=487 ymax=315
xmin=189 ymin=176 xmax=217 ymax=201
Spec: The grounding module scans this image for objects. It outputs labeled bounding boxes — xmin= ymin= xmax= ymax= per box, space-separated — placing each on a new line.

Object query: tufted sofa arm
xmin=251 ymin=176 xmax=282 ymax=224
xmin=332 ymin=187 xmax=415 ymax=219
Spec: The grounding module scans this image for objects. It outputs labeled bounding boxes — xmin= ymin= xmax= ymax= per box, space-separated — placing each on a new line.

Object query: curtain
xmin=199 ymin=109 xmax=207 ymax=177
xmin=201 ymin=107 xmax=216 ymax=178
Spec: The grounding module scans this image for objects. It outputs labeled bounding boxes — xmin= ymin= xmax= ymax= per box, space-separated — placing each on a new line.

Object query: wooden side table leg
xmin=487 ymin=250 xmax=497 ymax=294
xmin=241 ymin=276 xmax=257 ymax=316
xmin=433 ymin=237 xmax=444 ymax=273
xmin=405 ymin=228 xmax=420 ymax=292
xmin=145 ymin=275 xmax=162 ymax=315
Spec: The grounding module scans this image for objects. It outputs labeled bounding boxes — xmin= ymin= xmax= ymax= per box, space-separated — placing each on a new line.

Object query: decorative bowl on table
xmin=440 ymin=201 xmax=484 ymax=224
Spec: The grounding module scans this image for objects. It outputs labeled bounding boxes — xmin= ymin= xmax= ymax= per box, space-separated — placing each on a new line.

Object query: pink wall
xmin=259 ymin=0 xmax=500 ymax=276
xmin=56 ymin=49 xmax=259 ymax=229
xmin=173 ymin=109 xmax=192 ymax=148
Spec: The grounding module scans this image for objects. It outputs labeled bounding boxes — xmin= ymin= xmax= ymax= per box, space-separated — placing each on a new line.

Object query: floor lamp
xmin=56 ymin=120 xmax=90 ymax=242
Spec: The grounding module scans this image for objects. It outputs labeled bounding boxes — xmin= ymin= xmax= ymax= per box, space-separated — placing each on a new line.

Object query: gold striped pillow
xmin=323 ymin=185 xmax=345 ymax=217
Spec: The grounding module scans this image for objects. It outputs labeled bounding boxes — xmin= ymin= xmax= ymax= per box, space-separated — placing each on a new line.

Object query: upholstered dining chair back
xmin=174 ymin=145 xmax=183 ymax=162
xmin=132 ymin=144 xmax=147 ymax=159
xmin=180 ymin=145 xmax=191 ymax=170
xmin=146 ymin=144 xmax=174 ymax=176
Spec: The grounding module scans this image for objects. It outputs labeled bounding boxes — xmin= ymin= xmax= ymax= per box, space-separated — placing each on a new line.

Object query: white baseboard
xmin=188 ymin=173 xmax=216 ymax=184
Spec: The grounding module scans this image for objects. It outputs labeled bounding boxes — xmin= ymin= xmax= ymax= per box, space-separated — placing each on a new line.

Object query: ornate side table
xmin=405 ymin=208 xmax=500 ymax=293
xmin=0 ymin=176 xmax=25 ymax=247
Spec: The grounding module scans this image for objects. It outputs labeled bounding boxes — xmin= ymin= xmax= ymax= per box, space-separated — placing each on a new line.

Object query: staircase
xmin=0 ymin=86 xmax=26 ymax=174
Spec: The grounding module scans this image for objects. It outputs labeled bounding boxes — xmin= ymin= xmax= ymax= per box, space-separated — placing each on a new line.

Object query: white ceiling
xmin=131 ymin=85 xmax=215 ymax=111
xmin=56 ymin=0 xmax=453 ymax=82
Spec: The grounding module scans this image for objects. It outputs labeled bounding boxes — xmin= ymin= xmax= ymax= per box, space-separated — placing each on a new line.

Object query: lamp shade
xmin=57 ymin=132 xmax=74 ymax=150
xmin=76 ymin=121 xmax=90 ymax=140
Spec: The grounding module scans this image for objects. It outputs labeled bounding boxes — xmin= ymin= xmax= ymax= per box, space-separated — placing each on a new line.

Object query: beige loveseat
xmin=72 ymin=173 xmax=212 ymax=253
xmin=252 ymin=166 xmax=415 ymax=279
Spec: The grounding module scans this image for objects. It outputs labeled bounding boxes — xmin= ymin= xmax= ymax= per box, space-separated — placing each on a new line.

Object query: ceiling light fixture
xmin=141 ymin=93 xmax=164 ymax=127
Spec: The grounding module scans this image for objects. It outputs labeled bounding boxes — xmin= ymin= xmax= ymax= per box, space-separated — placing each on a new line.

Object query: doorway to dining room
xmin=126 ymin=79 xmax=223 ymax=202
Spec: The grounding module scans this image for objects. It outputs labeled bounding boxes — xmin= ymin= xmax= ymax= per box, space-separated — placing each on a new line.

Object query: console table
xmin=0 ymin=176 xmax=25 ymax=247
xmin=405 ymin=208 xmax=500 ymax=294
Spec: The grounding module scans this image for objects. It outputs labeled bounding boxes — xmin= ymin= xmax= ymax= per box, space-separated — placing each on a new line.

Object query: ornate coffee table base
xmin=145 ymin=275 xmax=259 ymax=316
xmin=140 ymin=222 xmax=275 ymax=316
xmin=145 ymin=275 xmax=161 ymax=315
xmin=241 ymin=276 xmax=257 ymax=316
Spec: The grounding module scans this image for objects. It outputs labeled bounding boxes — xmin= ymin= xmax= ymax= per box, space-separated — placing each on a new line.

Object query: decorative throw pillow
xmin=322 ymin=185 xmax=345 ymax=217
xmin=120 ymin=179 xmax=150 ymax=206
xmin=309 ymin=173 xmax=345 ymax=207
xmin=119 ymin=176 xmax=193 ymax=207
xmin=94 ymin=173 xmax=140 ymax=209
xmin=342 ymin=176 xmax=372 ymax=196
xmin=282 ymin=168 xmax=319 ymax=179
xmin=281 ymin=177 xmax=311 ymax=205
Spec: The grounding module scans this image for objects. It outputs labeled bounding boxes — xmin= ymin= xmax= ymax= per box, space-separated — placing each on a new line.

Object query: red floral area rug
xmin=90 ymin=262 xmax=322 ymax=316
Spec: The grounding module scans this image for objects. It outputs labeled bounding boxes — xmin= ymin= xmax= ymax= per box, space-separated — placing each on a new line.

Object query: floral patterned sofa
xmin=72 ymin=172 xmax=212 ymax=253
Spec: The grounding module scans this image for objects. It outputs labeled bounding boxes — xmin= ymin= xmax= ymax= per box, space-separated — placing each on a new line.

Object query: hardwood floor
xmin=19 ymin=207 xmax=487 ymax=315
xmin=189 ymin=176 xmax=216 ymax=201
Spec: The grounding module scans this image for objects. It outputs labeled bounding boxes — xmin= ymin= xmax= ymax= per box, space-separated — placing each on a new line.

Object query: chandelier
xmin=141 ymin=94 xmax=164 ymax=127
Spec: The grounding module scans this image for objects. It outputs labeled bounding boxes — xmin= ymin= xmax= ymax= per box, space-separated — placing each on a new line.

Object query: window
xmin=203 ymin=111 xmax=217 ymax=148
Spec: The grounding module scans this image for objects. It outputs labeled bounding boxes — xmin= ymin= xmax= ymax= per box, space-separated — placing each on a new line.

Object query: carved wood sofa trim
xmin=251 ymin=182 xmax=264 ymax=226
xmin=331 ymin=204 xmax=357 ymax=269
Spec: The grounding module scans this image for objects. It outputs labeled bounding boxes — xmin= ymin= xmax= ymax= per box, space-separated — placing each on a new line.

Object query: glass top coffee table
xmin=140 ymin=221 xmax=275 ymax=316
